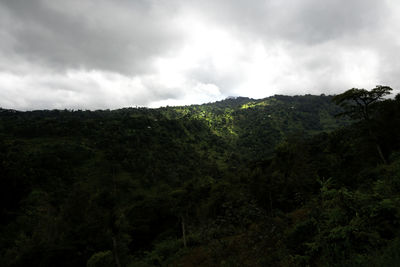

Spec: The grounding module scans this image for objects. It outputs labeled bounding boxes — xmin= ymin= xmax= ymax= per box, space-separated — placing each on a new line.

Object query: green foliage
xmin=364 ymin=238 xmax=400 ymax=267
xmin=333 ymin=86 xmax=392 ymax=120
xmin=1 ymin=93 xmax=400 ymax=266
xmin=87 ymin=251 xmax=114 ymax=267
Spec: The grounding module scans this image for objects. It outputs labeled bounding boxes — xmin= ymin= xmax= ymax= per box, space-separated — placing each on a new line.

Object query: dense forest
xmin=1 ymin=87 xmax=400 ymax=266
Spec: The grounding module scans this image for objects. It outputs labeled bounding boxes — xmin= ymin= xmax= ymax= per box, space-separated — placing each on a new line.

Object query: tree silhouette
xmin=333 ymin=85 xmax=392 ymax=163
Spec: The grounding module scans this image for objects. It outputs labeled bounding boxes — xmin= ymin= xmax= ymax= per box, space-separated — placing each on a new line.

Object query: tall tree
xmin=333 ymin=86 xmax=392 ymax=164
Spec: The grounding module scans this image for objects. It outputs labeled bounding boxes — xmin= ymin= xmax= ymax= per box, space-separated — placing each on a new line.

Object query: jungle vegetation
xmin=1 ymin=87 xmax=400 ymax=266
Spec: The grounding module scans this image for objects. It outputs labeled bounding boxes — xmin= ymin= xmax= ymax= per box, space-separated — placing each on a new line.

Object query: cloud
xmin=0 ymin=0 xmax=182 ymax=74
xmin=0 ymin=0 xmax=399 ymax=110
xmin=177 ymin=0 xmax=387 ymax=44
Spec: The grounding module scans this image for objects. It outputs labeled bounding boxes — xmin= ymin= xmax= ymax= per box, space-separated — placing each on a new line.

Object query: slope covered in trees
xmin=1 ymin=91 xmax=400 ymax=266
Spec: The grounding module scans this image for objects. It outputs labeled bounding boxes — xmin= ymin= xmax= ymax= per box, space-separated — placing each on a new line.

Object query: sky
xmin=0 ymin=0 xmax=400 ymax=110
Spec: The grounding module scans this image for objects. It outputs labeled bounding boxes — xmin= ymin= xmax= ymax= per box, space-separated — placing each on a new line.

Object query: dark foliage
xmin=1 ymin=92 xmax=400 ymax=266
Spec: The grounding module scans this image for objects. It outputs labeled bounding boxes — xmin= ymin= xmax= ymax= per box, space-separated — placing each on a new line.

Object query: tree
xmin=333 ymin=86 xmax=392 ymax=120
xmin=333 ymin=86 xmax=392 ymax=164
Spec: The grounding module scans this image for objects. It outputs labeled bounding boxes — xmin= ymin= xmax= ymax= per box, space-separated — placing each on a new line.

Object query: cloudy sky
xmin=1 ymin=0 xmax=400 ymax=110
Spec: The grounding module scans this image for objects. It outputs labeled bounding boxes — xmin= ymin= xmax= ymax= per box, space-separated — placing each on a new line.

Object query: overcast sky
xmin=1 ymin=0 xmax=399 ymax=110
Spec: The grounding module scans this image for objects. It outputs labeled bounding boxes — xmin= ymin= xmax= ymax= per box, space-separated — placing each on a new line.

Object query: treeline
xmin=0 ymin=91 xmax=399 ymax=266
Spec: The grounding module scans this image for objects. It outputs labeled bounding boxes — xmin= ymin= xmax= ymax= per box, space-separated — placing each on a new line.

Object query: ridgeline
xmin=1 ymin=90 xmax=400 ymax=266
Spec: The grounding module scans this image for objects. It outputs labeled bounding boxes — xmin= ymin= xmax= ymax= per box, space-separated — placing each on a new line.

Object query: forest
xmin=1 ymin=86 xmax=400 ymax=266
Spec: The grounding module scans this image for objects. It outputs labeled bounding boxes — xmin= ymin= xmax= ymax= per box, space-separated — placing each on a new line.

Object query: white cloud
xmin=0 ymin=0 xmax=399 ymax=110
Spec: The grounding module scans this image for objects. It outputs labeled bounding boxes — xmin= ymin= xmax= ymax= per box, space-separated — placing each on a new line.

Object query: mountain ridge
xmin=3 ymin=93 xmax=384 ymax=266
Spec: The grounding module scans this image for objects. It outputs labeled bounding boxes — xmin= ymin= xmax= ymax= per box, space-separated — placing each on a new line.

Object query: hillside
xmin=1 ymin=91 xmax=400 ymax=267
xmin=163 ymin=94 xmax=348 ymax=159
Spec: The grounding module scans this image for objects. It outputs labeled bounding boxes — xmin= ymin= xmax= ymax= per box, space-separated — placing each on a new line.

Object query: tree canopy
xmin=1 ymin=93 xmax=400 ymax=266
xmin=333 ymin=85 xmax=392 ymax=120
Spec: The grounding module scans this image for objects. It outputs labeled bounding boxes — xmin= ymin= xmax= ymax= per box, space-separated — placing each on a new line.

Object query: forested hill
xmin=1 ymin=90 xmax=400 ymax=266
xmin=161 ymin=94 xmax=348 ymax=159
xmin=0 ymin=94 xmax=347 ymax=161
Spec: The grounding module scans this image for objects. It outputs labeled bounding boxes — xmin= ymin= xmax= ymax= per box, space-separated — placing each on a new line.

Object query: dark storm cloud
xmin=0 ymin=0 xmax=182 ymax=74
xmin=180 ymin=0 xmax=386 ymax=44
